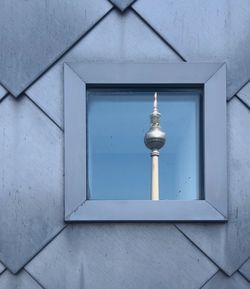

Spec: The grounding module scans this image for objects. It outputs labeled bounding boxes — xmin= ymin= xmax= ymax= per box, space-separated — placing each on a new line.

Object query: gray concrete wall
xmin=0 ymin=1 xmax=250 ymax=288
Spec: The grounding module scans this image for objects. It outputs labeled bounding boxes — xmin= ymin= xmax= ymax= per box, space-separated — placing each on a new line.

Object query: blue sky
xmin=87 ymin=89 xmax=201 ymax=200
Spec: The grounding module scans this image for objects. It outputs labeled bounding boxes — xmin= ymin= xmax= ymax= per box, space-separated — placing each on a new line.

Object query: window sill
xmin=65 ymin=200 xmax=227 ymax=222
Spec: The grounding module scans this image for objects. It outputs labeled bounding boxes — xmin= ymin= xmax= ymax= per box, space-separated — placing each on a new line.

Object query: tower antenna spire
xmin=153 ymin=92 xmax=158 ymax=112
xmin=144 ymin=92 xmax=166 ymax=200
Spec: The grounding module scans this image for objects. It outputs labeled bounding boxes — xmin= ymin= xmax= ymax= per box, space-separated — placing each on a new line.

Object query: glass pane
xmin=87 ymin=88 xmax=201 ymax=200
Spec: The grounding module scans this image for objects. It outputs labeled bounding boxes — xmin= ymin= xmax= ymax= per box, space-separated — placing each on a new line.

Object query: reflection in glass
xmin=87 ymin=89 xmax=201 ymax=200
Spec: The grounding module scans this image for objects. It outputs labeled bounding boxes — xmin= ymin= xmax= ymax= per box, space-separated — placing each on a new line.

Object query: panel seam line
xmin=25 ymin=94 xmax=63 ymax=131
xmin=131 ymin=7 xmax=186 ymax=62
xmin=21 ymin=7 xmax=114 ymax=97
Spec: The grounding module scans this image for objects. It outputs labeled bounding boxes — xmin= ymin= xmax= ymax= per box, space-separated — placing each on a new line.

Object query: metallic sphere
xmin=144 ymin=125 xmax=166 ymax=150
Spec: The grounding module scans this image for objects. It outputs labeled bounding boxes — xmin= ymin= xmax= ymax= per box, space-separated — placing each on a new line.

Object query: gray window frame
xmin=64 ymin=62 xmax=227 ymax=222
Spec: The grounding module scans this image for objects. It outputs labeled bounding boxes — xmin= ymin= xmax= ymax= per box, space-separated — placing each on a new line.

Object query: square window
xmin=64 ymin=62 xmax=227 ymax=221
xmin=87 ymin=88 xmax=202 ymax=201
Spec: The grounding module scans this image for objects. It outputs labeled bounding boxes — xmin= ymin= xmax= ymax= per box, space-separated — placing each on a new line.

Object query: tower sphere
xmin=144 ymin=124 xmax=166 ymax=150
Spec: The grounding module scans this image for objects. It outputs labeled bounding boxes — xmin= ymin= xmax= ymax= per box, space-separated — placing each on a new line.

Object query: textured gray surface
xmin=133 ymin=0 xmax=250 ymax=99
xmin=0 ymin=1 xmax=249 ymax=288
xmin=202 ymin=271 xmax=250 ymax=289
xmin=239 ymin=259 xmax=250 ymax=282
xmin=237 ymin=82 xmax=250 ymax=108
xmin=0 ymin=96 xmax=64 ymax=273
xmin=0 ymin=0 xmax=112 ymax=96
xmin=0 ymin=270 xmax=42 ymax=289
xmin=26 ymin=9 xmax=181 ymax=128
xmin=0 ymin=263 xmax=5 ymax=275
xmin=0 ymin=85 xmax=7 ymax=101
xmin=26 ymin=224 xmax=217 ymax=289
xmin=177 ymin=98 xmax=250 ymax=275
xmin=109 ymin=0 xmax=136 ymax=11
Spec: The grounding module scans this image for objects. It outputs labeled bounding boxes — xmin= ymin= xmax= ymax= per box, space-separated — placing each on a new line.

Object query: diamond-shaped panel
xmin=0 ymin=263 xmax=5 ymax=275
xmin=0 ymin=0 xmax=112 ymax=96
xmin=26 ymin=9 xmax=181 ymax=128
xmin=201 ymin=271 xmax=250 ymax=289
xmin=177 ymin=98 xmax=250 ymax=275
xmin=133 ymin=0 xmax=250 ymax=98
xmin=109 ymin=0 xmax=136 ymax=12
xmin=0 ymin=85 xmax=7 ymax=101
xmin=0 ymin=270 xmax=43 ymax=289
xmin=237 ymin=81 xmax=250 ymax=109
xmin=0 ymin=95 xmax=64 ymax=273
xmin=239 ymin=258 xmax=250 ymax=282
xmin=26 ymin=224 xmax=217 ymax=289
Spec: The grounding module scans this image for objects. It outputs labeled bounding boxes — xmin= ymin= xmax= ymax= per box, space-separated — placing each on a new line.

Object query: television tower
xmin=144 ymin=92 xmax=166 ymax=200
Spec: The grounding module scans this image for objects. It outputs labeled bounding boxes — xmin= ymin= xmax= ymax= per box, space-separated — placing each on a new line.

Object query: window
xmin=87 ymin=88 xmax=201 ymax=201
xmin=64 ymin=62 xmax=227 ymax=221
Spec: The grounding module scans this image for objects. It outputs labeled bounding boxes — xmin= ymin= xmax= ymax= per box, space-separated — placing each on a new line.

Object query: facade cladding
xmin=0 ymin=0 xmax=250 ymax=288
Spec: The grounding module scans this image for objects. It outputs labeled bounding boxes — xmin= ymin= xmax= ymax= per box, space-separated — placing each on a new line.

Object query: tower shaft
xmin=151 ymin=152 xmax=159 ymax=200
